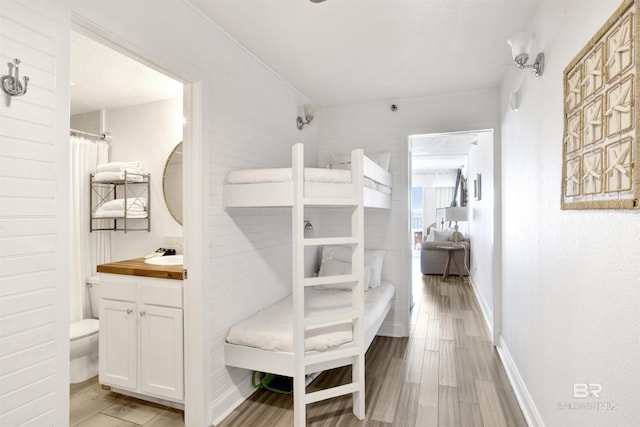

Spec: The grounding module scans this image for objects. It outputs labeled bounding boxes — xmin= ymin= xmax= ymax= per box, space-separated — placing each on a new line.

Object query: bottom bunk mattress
xmin=226 ymin=281 xmax=395 ymax=353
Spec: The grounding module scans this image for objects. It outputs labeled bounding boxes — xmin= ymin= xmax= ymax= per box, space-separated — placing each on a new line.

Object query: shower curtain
xmin=69 ymin=135 xmax=110 ymax=323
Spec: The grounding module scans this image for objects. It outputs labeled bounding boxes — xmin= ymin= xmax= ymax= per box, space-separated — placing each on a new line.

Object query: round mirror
xmin=163 ymin=142 xmax=183 ymax=225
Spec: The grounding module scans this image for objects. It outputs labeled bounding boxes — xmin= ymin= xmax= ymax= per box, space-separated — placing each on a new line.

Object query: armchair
xmin=420 ymin=229 xmax=470 ymax=276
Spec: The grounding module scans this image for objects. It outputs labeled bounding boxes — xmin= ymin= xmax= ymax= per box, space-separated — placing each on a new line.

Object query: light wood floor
xmin=217 ymin=267 xmax=527 ymax=427
xmin=69 ymin=377 xmax=184 ymax=426
xmin=71 ymin=263 xmax=527 ymax=427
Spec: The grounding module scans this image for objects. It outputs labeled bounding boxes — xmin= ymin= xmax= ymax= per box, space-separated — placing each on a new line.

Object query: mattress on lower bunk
xmin=226 ymin=281 xmax=395 ymax=353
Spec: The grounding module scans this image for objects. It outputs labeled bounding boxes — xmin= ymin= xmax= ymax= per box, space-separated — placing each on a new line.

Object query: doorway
xmin=68 ymin=25 xmax=202 ymax=425
xmin=409 ymin=130 xmax=500 ymax=344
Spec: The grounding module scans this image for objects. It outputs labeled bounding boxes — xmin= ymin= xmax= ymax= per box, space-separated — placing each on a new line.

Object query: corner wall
xmin=467 ymin=131 xmax=495 ymax=330
xmin=105 ymin=97 xmax=183 ymax=261
xmin=499 ymin=1 xmax=640 ymax=425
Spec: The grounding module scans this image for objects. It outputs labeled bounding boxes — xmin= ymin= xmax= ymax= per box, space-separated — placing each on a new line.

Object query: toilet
xmin=69 ymin=276 xmax=100 ymax=384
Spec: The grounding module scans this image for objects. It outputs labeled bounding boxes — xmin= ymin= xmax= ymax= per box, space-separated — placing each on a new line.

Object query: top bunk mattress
xmin=226 ymin=281 xmax=395 ymax=353
xmin=225 ymin=167 xmax=351 ymax=185
xmin=225 ymin=168 xmax=391 ymax=194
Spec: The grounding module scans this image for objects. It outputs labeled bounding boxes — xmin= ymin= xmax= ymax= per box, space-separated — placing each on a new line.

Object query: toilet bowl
xmin=69 ymin=276 xmax=100 ymax=384
xmin=69 ymin=319 xmax=99 ymax=383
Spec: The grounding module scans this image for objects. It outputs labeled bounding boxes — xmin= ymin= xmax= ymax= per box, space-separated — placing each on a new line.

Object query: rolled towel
xmin=100 ymin=198 xmax=147 ymax=211
xmin=93 ymin=209 xmax=148 ymax=219
xmin=96 ymin=161 xmax=143 ymax=173
xmin=93 ymin=171 xmax=143 ymax=182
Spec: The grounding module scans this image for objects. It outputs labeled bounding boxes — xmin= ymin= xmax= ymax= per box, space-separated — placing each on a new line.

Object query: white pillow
xmin=364 ymin=249 xmax=385 ymax=288
xmin=320 ymin=246 xmax=386 ymax=289
xmin=369 ymin=151 xmax=391 ymax=171
xmin=317 ymin=258 xmax=372 ymax=290
xmin=326 ymin=151 xmax=391 ymax=171
xmin=327 ymin=153 xmax=351 ymax=170
xmin=433 ymin=229 xmax=453 ymax=241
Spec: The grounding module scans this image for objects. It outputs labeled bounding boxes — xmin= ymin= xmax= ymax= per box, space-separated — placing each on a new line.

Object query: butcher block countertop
xmin=97 ymin=258 xmax=183 ymax=280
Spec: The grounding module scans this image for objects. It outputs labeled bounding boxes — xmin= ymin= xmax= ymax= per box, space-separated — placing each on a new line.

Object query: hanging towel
xmin=96 ymin=161 xmax=143 ymax=173
xmin=93 ymin=171 xmax=144 ymax=182
xmin=100 ymin=198 xmax=147 ymax=212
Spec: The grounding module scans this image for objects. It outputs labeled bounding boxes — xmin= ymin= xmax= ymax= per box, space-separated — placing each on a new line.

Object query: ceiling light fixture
xmin=310 ymin=0 xmax=327 ymax=3
xmin=296 ymin=104 xmax=315 ymax=130
xmin=507 ymin=32 xmax=544 ymax=78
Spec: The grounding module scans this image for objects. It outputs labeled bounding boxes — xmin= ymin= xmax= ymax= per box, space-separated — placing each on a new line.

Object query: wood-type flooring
xmin=218 ymin=269 xmax=527 ymax=427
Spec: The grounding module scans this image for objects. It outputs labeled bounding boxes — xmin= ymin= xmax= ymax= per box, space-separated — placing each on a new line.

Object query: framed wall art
xmin=474 ymin=173 xmax=482 ymax=201
xmin=561 ymin=0 xmax=639 ymax=209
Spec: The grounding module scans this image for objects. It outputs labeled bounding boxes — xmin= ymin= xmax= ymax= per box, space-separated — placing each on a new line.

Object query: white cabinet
xmin=99 ymin=274 xmax=184 ymax=403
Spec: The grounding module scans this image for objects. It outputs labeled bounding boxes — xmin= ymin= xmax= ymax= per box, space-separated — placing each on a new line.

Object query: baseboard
xmin=496 ymin=337 xmax=546 ymax=427
xmin=469 ymin=276 xmax=493 ymax=338
xmin=377 ymin=321 xmax=407 ymax=338
xmin=209 ymin=371 xmax=255 ymax=426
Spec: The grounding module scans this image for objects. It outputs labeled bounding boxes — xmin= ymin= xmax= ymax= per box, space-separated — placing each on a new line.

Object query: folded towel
xmin=100 ymin=198 xmax=147 ymax=211
xmin=93 ymin=171 xmax=144 ymax=182
xmin=96 ymin=161 xmax=143 ymax=173
xmin=93 ymin=209 xmax=148 ymax=219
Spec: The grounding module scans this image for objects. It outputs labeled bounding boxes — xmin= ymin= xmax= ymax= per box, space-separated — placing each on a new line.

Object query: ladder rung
xmin=303 ymin=198 xmax=358 ymax=206
xmin=303 ymin=237 xmax=358 ymax=246
xmin=305 ymin=382 xmax=361 ymax=404
xmin=304 ymin=345 xmax=361 ymax=366
xmin=303 ymin=274 xmax=357 ymax=287
xmin=305 ymin=310 xmax=359 ymax=330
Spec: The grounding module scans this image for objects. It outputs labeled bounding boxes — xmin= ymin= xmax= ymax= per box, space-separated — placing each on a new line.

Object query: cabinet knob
xmin=126 ymin=309 xmax=133 ymax=314
xmin=140 ymin=311 xmax=146 ymax=317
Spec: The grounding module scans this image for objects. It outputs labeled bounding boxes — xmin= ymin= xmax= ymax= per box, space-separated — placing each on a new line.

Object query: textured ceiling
xmin=70 ymin=31 xmax=182 ymax=115
xmin=189 ymin=0 xmax=541 ymax=108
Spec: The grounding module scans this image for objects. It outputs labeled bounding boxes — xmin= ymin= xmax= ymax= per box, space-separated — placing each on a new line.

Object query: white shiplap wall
xmin=0 ymin=1 xmax=70 ymax=425
xmin=66 ymin=2 xmax=320 ymax=424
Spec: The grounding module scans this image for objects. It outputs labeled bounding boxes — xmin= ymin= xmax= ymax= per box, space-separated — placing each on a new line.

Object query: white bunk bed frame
xmin=223 ymin=143 xmax=393 ymax=426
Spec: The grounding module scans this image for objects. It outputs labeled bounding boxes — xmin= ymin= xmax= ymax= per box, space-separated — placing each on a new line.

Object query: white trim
xmin=469 ymin=276 xmax=493 ymax=338
xmin=67 ymin=19 xmax=208 ymax=426
xmin=496 ymin=337 xmax=546 ymax=427
xmin=210 ymin=374 xmax=255 ymax=427
xmin=183 ymin=81 xmax=209 ymax=427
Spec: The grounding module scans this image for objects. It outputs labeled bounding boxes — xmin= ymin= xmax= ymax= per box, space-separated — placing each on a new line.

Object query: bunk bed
xmin=222 ymin=143 xmax=393 ymax=427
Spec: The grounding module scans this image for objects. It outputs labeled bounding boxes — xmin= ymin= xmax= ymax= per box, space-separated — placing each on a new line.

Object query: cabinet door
xmin=99 ymin=299 xmax=137 ymax=390
xmin=139 ymin=304 xmax=184 ymax=401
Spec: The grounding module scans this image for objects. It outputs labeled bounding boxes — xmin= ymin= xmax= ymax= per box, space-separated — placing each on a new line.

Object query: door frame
xmin=407 ymin=129 xmax=501 ymax=346
xmin=69 ymin=18 xmax=207 ymax=425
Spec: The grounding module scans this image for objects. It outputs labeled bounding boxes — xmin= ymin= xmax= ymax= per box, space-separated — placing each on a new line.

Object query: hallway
xmin=218 ymin=265 xmax=527 ymax=426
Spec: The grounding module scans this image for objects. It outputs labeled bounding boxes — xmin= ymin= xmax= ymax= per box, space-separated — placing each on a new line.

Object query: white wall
xmin=0 ymin=0 xmax=319 ymax=425
xmin=67 ymin=2 xmax=319 ymax=425
xmin=0 ymin=1 xmax=70 ymax=425
xmin=467 ymin=131 xmax=494 ymax=330
xmin=499 ymin=1 xmax=640 ymax=426
xmin=105 ymin=97 xmax=183 ymax=261
xmin=318 ymin=90 xmax=501 ymax=338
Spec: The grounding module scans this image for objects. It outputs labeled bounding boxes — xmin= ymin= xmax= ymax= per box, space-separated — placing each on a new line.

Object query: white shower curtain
xmin=69 ymin=135 xmax=110 ymax=323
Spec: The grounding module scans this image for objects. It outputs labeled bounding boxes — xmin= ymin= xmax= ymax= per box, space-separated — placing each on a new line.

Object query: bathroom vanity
xmin=97 ymin=258 xmax=184 ymax=407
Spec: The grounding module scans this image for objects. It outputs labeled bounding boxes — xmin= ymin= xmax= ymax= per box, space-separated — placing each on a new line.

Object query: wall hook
xmin=1 ymin=59 xmax=29 ymax=97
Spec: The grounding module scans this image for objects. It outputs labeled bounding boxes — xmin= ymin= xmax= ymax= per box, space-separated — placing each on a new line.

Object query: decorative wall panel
xmin=562 ymin=0 xmax=639 ymax=209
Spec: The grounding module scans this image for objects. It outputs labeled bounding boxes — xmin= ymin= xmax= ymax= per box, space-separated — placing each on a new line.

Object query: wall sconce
xmin=507 ymin=32 xmax=544 ymax=78
xmin=296 ymin=104 xmax=315 ymax=130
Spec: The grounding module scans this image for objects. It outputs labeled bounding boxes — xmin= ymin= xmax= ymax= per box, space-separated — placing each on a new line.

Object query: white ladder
xmin=291 ymin=144 xmax=365 ymax=427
